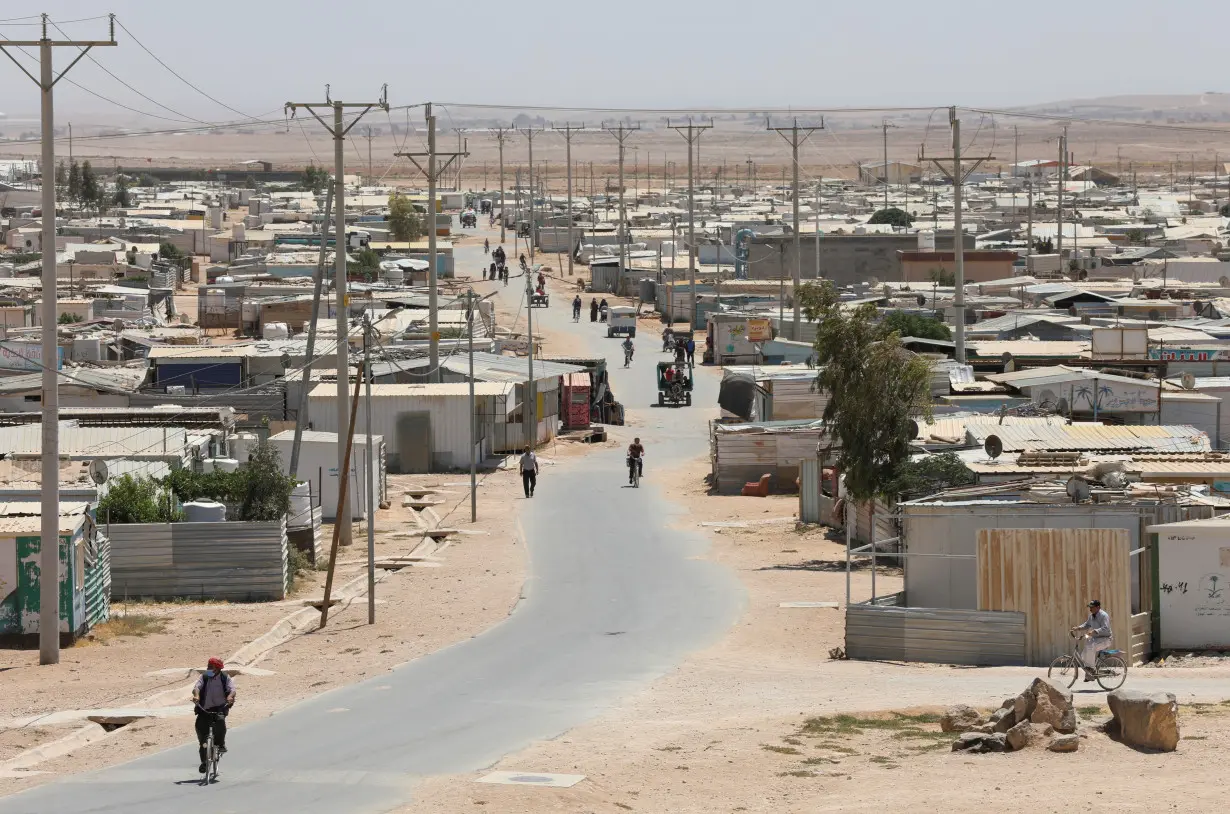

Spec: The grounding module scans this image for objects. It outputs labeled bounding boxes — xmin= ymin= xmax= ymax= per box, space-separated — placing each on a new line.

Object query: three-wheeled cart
xmin=656 ymin=361 xmax=693 ymax=407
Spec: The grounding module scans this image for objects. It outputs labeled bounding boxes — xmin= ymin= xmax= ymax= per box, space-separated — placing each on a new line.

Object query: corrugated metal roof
xmin=966 ymin=423 xmax=1210 ymax=453
xmin=986 ymin=365 xmax=1154 ymax=388
xmin=0 ymin=423 xmax=191 ymax=457
xmin=147 ymin=344 xmax=258 ymax=360
xmin=969 ymin=340 xmax=1090 ymax=357
xmin=441 ymin=351 xmax=583 ymax=383
xmin=0 ymin=515 xmax=86 ymax=534
xmin=308 ymin=383 xmax=514 ymax=399
xmin=0 ymin=500 xmax=90 ymax=517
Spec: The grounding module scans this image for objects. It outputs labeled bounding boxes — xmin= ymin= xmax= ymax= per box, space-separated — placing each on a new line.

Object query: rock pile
xmin=948 ymin=678 xmax=1079 ymax=754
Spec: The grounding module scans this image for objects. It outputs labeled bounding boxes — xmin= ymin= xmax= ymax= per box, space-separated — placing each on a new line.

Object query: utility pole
xmin=362 ymin=318 xmax=376 ymax=625
xmin=879 ymin=119 xmax=897 ymax=212
xmin=1012 ymin=125 xmax=1019 ymax=223
xmin=552 ymin=122 xmax=588 ymax=277
xmin=363 ymin=126 xmax=375 ymax=186
xmin=920 ymin=107 xmax=994 ymax=364
xmin=769 ymin=117 xmax=823 ymax=340
xmin=466 ymin=289 xmax=477 ymax=522
xmin=815 ymin=179 xmax=822 ymax=280
xmin=490 ymin=126 xmax=514 ymax=243
xmin=524 ymin=267 xmax=538 ymax=451
xmin=286 ymin=84 xmax=388 ymax=551
xmin=517 ymin=125 xmax=545 ymax=261
xmin=455 ymin=128 xmax=468 ymax=191
xmin=1057 ymin=127 xmax=1067 ymax=265
xmin=605 ymin=121 xmax=641 ymax=296
xmin=289 ymin=186 xmax=333 ymax=480
xmin=0 ymin=14 xmax=117 ymax=666
xmin=394 ymin=105 xmax=467 ymax=381
xmin=669 ymin=118 xmax=710 ymax=327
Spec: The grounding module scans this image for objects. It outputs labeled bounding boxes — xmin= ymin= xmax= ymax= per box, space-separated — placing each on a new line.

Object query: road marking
xmin=326 ymin=707 xmax=349 ymax=713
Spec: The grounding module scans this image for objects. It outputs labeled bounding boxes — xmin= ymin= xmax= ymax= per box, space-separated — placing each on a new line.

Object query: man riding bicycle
xmin=627 ymin=437 xmax=644 ymax=484
xmin=193 ymin=657 xmax=236 ymax=773
xmin=622 ymin=335 xmax=634 ymax=366
xmin=1070 ymin=599 xmax=1112 ymax=682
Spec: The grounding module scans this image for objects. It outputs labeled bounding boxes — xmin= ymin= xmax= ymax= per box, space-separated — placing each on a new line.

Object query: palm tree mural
xmin=1074 ymin=384 xmax=1094 ymax=409
xmin=1098 ymin=384 xmax=1114 ymax=408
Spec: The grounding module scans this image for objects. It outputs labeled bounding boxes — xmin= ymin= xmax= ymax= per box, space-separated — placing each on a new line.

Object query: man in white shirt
xmin=519 ymin=446 xmax=538 ymax=498
xmin=1071 ymin=599 xmax=1112 ymax=682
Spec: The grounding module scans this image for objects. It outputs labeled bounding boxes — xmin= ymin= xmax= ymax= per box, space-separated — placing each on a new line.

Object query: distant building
xmin=858 ymin=161 xmax=922 ymax=186
xmin=898 ymin=250 xmax=1018 ymax=284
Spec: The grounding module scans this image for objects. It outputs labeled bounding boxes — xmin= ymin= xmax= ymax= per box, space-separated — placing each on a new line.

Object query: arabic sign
xmin=0 ymin=342 xmax=62 ymax=372
xmin=746 ymin=318 xmax=773 ymax=343
xmin=1149 ymin=348 xmax=1230 ymax=362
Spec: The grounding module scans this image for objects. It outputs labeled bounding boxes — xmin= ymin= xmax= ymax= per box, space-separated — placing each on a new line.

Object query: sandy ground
xmin=0 ymin=448 xmax=538 ymax=796
xmin=395 ymin=451 xmax=1230 ymax=813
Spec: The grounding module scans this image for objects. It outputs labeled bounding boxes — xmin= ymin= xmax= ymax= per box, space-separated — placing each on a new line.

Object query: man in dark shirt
xmin=627 ymin=438 xmax=645 ymax=484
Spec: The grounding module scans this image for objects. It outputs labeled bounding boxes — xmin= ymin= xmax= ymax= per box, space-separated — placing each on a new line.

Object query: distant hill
xmin=1009 ymin=93 xmax=1230 ymax=123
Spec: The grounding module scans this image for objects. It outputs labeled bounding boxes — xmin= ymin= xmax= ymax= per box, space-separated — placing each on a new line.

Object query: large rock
xmin=952 ymin=732 xmax=1007 ymax=753
xmin=1028 ymin=677 xmax=1077 ymax=734
xmin=1107 ymin=690 xmax=1180 ymax=751
xmin=989 ymin=706 xmax=1017 ymax=734
xmin=941 ymin=704 xmax=985 ymax=733
xmin=1013 ymin=689 xmax=1037 ymax=723
xmin=1048 ymin=734 xmax=1080 ymax=753
xmin=1005 ymin=720 xmax=1049 ymax=751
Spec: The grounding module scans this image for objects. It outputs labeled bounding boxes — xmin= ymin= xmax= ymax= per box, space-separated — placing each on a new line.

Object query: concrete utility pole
xmin=769 ymin=117 xmax=823 ymax=340
xmin=394 ymin=106 xmax=467 ymax=381
xmin=363 ymin=126 xmax=375 ymax=186
xmin=0 ymin=13 xmax=116 ymax=666
xmin=1012 ymin=125 xmax=1019 ymax=223
xmin=552 ymin=122 xmax=588 ymax=277
xmin=286 ymin=84 xmax=388 ymax=550
xmin=455 ymin=128 xmax=468 ymax=191
xmin=517 ymin=125 xmax=545 ymax=261
xmin=289 ymin=186 xmax=333 ymax=480
xmin=879 ymin=119 xmax=897 ymax=212
xmin=669 ymin=118 xmax=710 ymax=327
xmin=815 ymin=179 xmax=822 ymax=279
xmin=524 ymin=267 xmax=538 ymax=450
xmin=1057 ymin=127 xmax=1067 ymax=265
xmin=920 ymin=107 xmax=993 ymax=364
xmin=605 ymin=121 xmax=642 ymax=296
xmin=490 ymin=126 xmax=514 ymax=243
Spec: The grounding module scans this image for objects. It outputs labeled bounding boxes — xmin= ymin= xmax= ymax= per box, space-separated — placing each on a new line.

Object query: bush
xmin=868 ymin=207 xmax=914 ymax=228
xmin=97 ymin=475 xmax=178 ymax=524
xmin=58 ymin=312 xmax=83 ymax=324
xmin=160 ymin=442 xmax=294 ymax=523
xmin=287 ymin=545 xmax=313 ymax=593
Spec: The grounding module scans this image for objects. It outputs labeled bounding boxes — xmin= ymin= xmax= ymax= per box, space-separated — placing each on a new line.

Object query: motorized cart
xmin=656 ymin=361 xmax=693 ymax=407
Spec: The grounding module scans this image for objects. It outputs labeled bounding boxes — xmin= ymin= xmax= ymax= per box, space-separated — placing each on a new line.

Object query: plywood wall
xmin=977 ymin=528 xmax=1132 ymax=667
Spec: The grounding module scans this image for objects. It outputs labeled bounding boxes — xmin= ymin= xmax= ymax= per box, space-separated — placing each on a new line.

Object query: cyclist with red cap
xmin=192 ymin=657 xmax=236 ymax=774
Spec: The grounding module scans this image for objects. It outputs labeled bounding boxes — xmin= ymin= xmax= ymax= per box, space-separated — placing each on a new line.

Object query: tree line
xmin=54 ymin=159 xmax=130 ymax=209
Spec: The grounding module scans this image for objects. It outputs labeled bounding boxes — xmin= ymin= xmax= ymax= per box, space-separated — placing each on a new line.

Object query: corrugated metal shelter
xmin=308 ymin=383 xmax=514 ymax=472
xmin=440 ymin=352 xmax=581 ymax=449
xmin=721 ymin=367 xmax=828 ymax=421
xmin=709 ymin=419 xmax=831 ymax=494
xmin=977 ymin=528 xmax=1136 ymax=666
xmin=0 ymin=506 xmax=108 ymax=640
xmin=107 ymin=520 xmax=286 ymax=601
xmin=267 ymin=430 xmax=386 ymax=521
xmin=965 ymin=422 xmax=1211 ymax=453
xmin=845 ymin=603 xmax=1026 ymax=666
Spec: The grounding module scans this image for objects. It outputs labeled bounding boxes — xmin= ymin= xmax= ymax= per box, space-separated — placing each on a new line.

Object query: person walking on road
xmin=685 ymin=336 xmax=696 ymax=365
xmin=519 ymin=446 xmax=539 ymax=498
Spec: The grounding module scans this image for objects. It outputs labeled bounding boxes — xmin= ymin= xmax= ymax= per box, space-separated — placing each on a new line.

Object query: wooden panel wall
xmin=977 ymin=528 xmax=1131 ymax=667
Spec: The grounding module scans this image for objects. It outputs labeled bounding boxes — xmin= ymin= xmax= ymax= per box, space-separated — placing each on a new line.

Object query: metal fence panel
xmin=108 ymin=520 xmax=287 ymax=602
xmin=845 ymin=604 xmax=1026 ymax=666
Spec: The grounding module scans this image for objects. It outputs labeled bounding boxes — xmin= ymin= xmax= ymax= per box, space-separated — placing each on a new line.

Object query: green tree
xmin=57 ymin=312 xmax=83 ymax=324
xmin=113 ymin=172 xmax=131 ymax=208
xmin=97 ymin=474 xmax=178 ymax=524
xmin=158 ymin=241 xmax=187 ymax=267
xmin=67 ymin=160 xmax=82 ymax=205
xmin=80 ymin=160 xmax=100 ymax=207
xmin=348 ymin=247 xmax=381 ymax=282
xmin=882 ymin=452 xmax=975 ymax=500
xmin=928 ymin=268 xmax=956 ymax=287
xmin=867 ymin=207 xmax=914 ymax=228
xmin=302 ymin=165 xmax=329 ymax=195
xmin=878 ymin=311 xmax=951 ymax=341
xmin=797 ymin=280 xmax=933 ymax=501
xmin=54 ymin=160 xmax=68 ymax=199
xmin=236 ymin=443 xmax=295 ymax=521
xmin=388 ymin=192 xmax=423 ymax=242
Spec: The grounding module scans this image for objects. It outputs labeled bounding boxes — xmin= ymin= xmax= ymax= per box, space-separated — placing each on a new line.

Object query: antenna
xmin=984 ymin=435 xmax=1004 ymax=459
xmin=1066 ymin=476 xmax=1092 ymax=503
xmin=87 ymin=459 xmax=109 ymax=486
xmin=1181 ymin=372 xmax=1196 ymax=390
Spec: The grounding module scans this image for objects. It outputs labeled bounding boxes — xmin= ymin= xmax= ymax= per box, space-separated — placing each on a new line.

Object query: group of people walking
xmin=483 ymin=243 xmax=509 ymax=283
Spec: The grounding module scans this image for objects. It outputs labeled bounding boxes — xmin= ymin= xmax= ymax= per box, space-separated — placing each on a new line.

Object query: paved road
xmin=0 ymin=230 xmax=741 ymax=813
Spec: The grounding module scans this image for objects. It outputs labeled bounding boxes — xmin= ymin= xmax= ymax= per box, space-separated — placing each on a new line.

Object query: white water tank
xmin=230 ymin=432 xmax=257 ymax=462
xmin=918 ymin=229 xmax=936 ymax=251
xmin=288 ymin=481 xmax=313 ymax=529
xmin=208 ymin=206 xmax=223 ymax=230
xmin=183 ymin=501 xmax=226 ymax=522
xmin=204 ymin=457 xmax=239 ymax=473
xmin=232 ymin=222 xmax=246 ymax=241
xmin=262 ymin=321 xmax=290 ymax=340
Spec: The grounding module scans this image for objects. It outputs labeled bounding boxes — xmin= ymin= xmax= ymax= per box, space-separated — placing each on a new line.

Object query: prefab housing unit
xmin=266 ymin=430 xmax=387 ymax=522
xmin=0 ymin=510 xmax=110 ymax=642
xmin=709 ymin=419 xmax=831 ymax=494
xmin=306 ymin=383 xmax=513 ymax=473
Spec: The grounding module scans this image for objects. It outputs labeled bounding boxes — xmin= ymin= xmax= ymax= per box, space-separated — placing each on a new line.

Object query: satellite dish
xmin=1219 ymin=275 xmax=1229 ymax=288
xmin=87 ymin=459 xmax=109 ymax=485
xmin=907 ymin=419 xmax=920 ymax=441
xmin=1066 ymin=476 xmax=1092 ymax=503
xmin=1057 ymin=397 xmax=1070 ymax=415
xmin=218 ymin=406 xmax=236 ymax=427
xmin=1002 ymin=352 xmax=1015 ymax=372
xmin=1148 ymin=309 xmax=1162 ymax=321
xmin=984 ymin=435 xmax=1004 ymax=459
xmin=1182 ymin=372 xmax=1196 ymax=390
xmin=916 ymin=294 xmax=927 ymax=307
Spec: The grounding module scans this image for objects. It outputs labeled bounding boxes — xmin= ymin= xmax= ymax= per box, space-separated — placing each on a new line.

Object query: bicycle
xmin=627 ymin=456 xmax=642 ymax=488
xmin=197 ymin=707 xmax=226 ymax=785
xmin=1047 ymin=631 xmax=1127 ymax=691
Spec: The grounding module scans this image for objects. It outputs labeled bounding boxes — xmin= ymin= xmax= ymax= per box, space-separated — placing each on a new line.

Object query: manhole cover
xmin=477 ymin=771 xmax=586 ymax=788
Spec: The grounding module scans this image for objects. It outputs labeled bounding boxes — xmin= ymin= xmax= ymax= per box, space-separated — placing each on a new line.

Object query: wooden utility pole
xmin=552 ymin=122 xmax=589 ymax=277
xmin=769 ymin=117 xmax=823 ymax=340
xmin=517 ymin=126 xmax=545 ymax=261
xmin=920 ymin=107 xmax=994 ymax=363
xmin=394 ymin=106 xmax=466 ymax=379
xmin=669 ymin=118 xmax=711 ymax=327
xmin=604 ymin=122 xmax=642 ymax=295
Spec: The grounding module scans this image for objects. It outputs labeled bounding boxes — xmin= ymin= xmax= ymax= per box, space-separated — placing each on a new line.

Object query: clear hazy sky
xmin=2 ymin=0 xmax=1227 ymax=123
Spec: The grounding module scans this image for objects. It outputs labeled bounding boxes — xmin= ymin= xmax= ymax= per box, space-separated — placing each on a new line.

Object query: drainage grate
xmin=477 ymin=771 xmax=586 ymax=788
